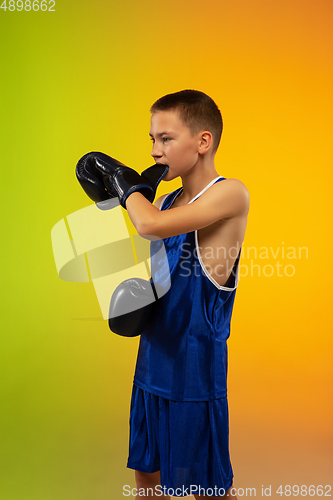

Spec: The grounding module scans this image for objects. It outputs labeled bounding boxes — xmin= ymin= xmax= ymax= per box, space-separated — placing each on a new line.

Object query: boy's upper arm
xmin=143 ymin=179 xmax=249 ymax=239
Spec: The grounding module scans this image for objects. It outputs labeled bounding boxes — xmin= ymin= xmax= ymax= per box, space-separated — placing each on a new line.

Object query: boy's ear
xmin=198 ymin=131 xmax=213 ymax=155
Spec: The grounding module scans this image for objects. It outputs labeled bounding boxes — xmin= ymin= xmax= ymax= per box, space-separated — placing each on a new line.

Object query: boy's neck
xmin=179 ymin=156 xmax=220 ymax=203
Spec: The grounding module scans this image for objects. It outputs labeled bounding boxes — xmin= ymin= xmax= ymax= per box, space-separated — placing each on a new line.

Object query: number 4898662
xmin=0 ymin=0 xmax=55 ymax=11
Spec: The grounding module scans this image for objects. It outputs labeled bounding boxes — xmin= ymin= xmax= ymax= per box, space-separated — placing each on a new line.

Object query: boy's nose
xmin=151 ymin=144 xmax=163 ymax=159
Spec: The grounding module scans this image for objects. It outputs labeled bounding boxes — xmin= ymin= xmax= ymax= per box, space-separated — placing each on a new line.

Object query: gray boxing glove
xmin=108 ymin=278 xmax=158 ymax=337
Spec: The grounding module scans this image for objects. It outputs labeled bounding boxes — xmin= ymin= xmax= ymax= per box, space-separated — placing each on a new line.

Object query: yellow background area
xmin=0 ymin=0 xmax=332 ymax=498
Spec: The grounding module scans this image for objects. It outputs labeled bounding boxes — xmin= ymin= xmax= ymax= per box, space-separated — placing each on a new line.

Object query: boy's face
xmin=149 ymin=110 xmax=202 ymax=181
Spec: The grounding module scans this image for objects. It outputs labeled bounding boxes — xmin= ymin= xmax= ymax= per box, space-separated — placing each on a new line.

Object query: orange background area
xmin=0 ymin=0 xmax=332 ymax=498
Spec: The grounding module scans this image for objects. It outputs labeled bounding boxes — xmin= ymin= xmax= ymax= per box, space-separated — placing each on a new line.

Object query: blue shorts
xmin=127 ymin=384 xmax=234 ymax=497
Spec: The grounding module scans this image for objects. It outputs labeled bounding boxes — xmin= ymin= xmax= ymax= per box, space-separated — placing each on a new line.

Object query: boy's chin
xmin=164 ymin=169 xmax=179 ymax=182
xmin=163 ymin=169 xmax=172 ymax=181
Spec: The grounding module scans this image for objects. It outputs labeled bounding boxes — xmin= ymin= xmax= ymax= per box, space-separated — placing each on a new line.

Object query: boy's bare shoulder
xmin=197 ymin=177 xmax=249 ymax=212
xmin=212 ymin=177 xmax=249 ymax=207
xmin=220 ymin=177 xmax=249 ymax=193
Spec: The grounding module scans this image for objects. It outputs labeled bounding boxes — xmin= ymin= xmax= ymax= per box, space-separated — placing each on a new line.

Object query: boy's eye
xmin=150 ymin=137 xmax=170 ymax=144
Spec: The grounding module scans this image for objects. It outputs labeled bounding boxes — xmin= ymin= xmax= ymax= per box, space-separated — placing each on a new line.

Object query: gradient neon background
xmin=1 ymin=0 xmax=332 ymax=498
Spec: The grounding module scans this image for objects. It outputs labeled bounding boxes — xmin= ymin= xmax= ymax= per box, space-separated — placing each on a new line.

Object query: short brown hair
xmin=150 ymin=89 xmax=223 ymax=154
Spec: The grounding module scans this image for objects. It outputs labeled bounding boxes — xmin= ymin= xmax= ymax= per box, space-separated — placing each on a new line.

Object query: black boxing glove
xmin=75 ymin=152 xmax=112 ymax=203
xmin=108 ymin=278 xmax=158 ymax=337
xmin=93 ymin=153 xmax=169 ymax=209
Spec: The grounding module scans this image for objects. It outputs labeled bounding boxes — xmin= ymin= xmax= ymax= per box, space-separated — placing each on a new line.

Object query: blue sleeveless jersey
xmin=133 ymin=176 xmax=241 ymax=401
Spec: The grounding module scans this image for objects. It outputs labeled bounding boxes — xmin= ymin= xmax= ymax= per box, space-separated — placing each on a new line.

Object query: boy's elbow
xmin=137 ymin=218 xmax=158 ymax=238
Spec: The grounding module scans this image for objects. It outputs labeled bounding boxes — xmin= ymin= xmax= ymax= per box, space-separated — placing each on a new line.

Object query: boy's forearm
xmin=125 ymin=192 xmax=159 ymax=236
